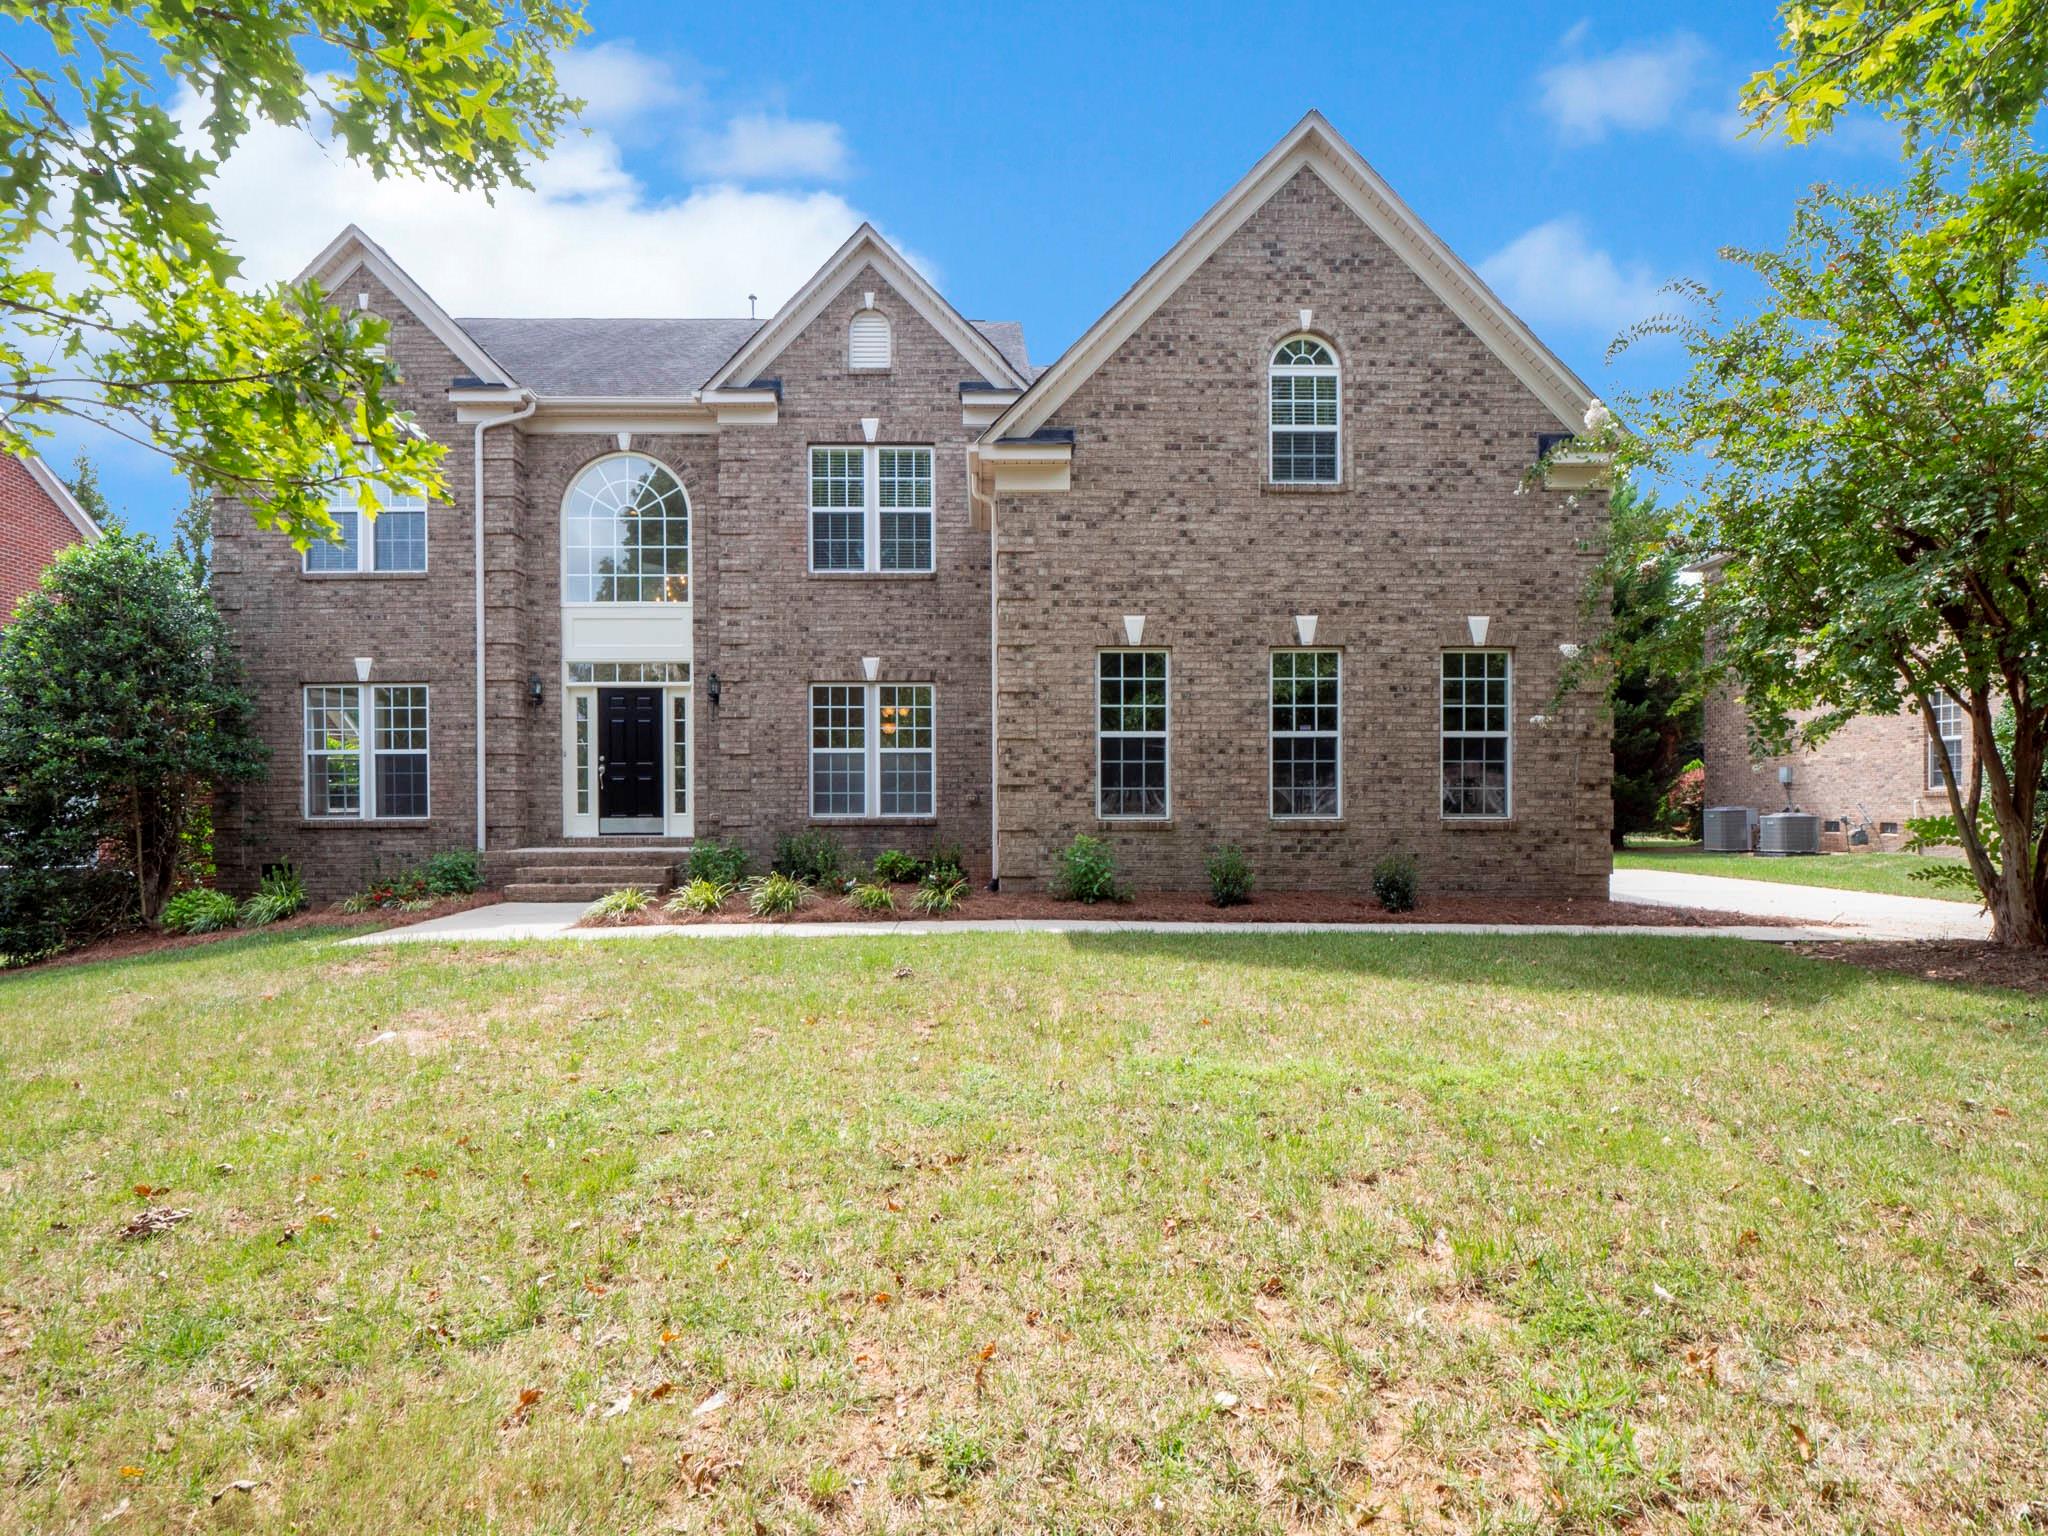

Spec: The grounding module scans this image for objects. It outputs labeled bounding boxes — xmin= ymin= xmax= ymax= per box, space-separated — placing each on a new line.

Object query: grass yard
xmin=1615 ymin=844 xmax=1977 ymax=902
xmin=2 ymin=929 xmax=2044 ymax=1533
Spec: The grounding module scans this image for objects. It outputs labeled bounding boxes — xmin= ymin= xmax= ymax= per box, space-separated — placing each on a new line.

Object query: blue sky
xmin=36 ymin=0 xmax=1909 ymax=540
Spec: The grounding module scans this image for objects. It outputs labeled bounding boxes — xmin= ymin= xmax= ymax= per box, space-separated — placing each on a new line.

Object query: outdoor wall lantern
xmin=707 ymin=672 xmax=722 ymax=708
xmin=527 ymin=672 xmax=544 ymax=707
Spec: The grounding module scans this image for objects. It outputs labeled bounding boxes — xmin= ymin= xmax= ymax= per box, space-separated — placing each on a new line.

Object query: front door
xmin=598 ymin=687 xmax=664 ymax=832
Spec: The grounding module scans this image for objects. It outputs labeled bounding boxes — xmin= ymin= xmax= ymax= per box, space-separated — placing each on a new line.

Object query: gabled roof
xmin=702 ymin=224 xmax=1030 ymax=393
xmin=457 ymin=317 xmax=765 ymax=397
xmin=19 ymin=450 xmax=100 ymax=540
xmin=297 ymin=225 xmax=519 ymax=389
xmin=986 ymin=111 xmax=1597 ymax=442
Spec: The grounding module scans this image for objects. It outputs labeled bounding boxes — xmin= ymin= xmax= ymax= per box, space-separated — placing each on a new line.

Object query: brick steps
xmin=504 ymin=881 xmax=662 ymax=904
xmin=498 ymin=845 xmax=684 ymax=905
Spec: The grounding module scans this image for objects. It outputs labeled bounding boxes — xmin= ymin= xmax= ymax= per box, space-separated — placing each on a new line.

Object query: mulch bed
xmin=584 ymin=888 xmax=1797 ymax=929
xmin=18 ymin=893 xmax=504 ymax=972
xmin=1793 ymin=939 xmax=2048 ymax=995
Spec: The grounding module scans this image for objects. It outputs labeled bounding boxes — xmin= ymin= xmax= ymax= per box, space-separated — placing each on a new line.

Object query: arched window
xmin=1269 ymin=335 xmax=1339 ymax=484
xmin=562 ymin=454 xmax=691 ymax=604
xmin=849 ymin=310 xmax=892 ymax=370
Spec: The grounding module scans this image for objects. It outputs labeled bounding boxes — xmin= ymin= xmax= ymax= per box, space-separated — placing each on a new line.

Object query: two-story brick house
xmin=213 ymin=113 xmax=1611 ymax=901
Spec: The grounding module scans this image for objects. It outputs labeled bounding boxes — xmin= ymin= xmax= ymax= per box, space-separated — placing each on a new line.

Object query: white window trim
xmin=1439 ymin=649 xmax=1513 ymax=821
xmin=807 ymin=445 xmax=935 ymax=575
xmin=807 ymin=682 xmax=937 ymax=820
xmin=1268 ymin=334 xmax=1342 ymax=486
xmin=302 ymin=683 xmax=432 ymax=821
xmin=302 ymin=481 xmax=430 ymax=575
xmin=1096 ymin=649 xmax=1171 ymax=822
xmin=1269 ymin=648 xmax=1342 ymax=821
xmin=559 ymin=451 xmax=693 ymax=608
xmin=1927 ymin=689 xmax=1966 ymax=791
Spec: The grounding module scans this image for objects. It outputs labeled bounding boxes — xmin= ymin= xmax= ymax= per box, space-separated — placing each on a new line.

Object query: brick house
xmin=213 ymin=113 xmax=1612 ymax=900
xmin=1 ymin=449 xmax=99 ymax=623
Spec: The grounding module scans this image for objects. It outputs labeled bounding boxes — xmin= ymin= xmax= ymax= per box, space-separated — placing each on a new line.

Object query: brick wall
xmin=991 ymin=169 xmax=1611 ymax=897
xmin=0 ymin=456 xmax=85 ymax=624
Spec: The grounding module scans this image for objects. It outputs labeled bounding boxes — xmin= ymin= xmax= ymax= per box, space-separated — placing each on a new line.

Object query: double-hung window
xmin=304 ymin=684 xmax=431 ymax=819
xmin=305 ymin=479 xmax=428 ymax=573
xmin=1098 ymin=650 xmax=1169 ymax=819
xmin=809 ymin=445 xmax=933 ymax=573
xmin=809 ymin=683 xmax=936 ymax=818
xmin=1441 ymin=651 xmax=1511 ymax=818
xmin=1271 ymin=650 xmax=1341 ymax=817
xmin=1269 ymin=336 xmax=1340 ymax=484
xmin=1927 ymin=689 xmax=1966 ymax=790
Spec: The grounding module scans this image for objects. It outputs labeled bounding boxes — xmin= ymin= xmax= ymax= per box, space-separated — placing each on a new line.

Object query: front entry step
xmin=504 ymin=881 xmax=665 ymax=903
xmin=497 ymin=844 xmax=685 ymax=903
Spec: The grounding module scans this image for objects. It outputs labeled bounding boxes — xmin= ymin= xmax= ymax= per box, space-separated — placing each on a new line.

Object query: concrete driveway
xmin=1610 ymin=868 xmax=1991 ymax=940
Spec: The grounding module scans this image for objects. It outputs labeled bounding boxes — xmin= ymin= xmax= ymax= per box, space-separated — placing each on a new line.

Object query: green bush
xmin=666 ymin=878 xmax=732 ymax=915
xmin=929 ymin=841 xmax=967 ymax=882
xmin=870 ymin=848 xmax=924 ymax=884
xmin=1052 ymin=834 xmax=1123 ymax=903
xmin=420 ymin=848 xmax=483 ymax=896
xmin=911 ymin=871 xmax=968 ymax=915
xmin=748 ymin=871 xmax=811 ymax=917
xmin=0 ymin=867 xmax=134 ymax=966
xmin=1371 ymin=852 xmax=1419 ymax=913
xmin=1205 ymin=844 xmax=1253 ymax=907
xmin=688 ymin=839 xmax=750 ymax=887
xmin=163 ymin=887 xmax=239 ymax=935
xmin=584 ymin=886 xmax=653 ymax=923
xmin=844 ymin=880 xmax=897 ymax=913
xmin=773 ymin=828 xmax=847 ymax=888
xmin=238 ymin=864 xmax=306 ymax=928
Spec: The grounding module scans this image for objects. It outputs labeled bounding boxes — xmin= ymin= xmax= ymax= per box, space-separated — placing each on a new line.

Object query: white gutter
xmin=987 ymin=498 xmax=1000 ymax=889
xmin=473 ymin=392 xmax=538 ymax=852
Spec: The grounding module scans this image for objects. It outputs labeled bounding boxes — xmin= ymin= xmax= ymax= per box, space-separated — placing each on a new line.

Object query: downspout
xmin=970 ymin=449 xmax=1001 ymax=890
xmin=473 ymin=391 xmax=539 ymax=853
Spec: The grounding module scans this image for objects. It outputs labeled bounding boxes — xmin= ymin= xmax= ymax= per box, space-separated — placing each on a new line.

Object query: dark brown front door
xmin=598 ymin=688 xmax=663 ymax=828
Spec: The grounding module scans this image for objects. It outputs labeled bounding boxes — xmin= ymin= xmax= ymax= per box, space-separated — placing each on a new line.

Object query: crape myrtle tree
xmin=1 ymin=0 xmax=586 ymax=549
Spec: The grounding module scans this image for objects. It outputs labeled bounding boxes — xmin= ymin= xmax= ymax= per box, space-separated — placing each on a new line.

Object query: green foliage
xmin=238 ymin=865 xmax=306 ymax=928
xmin=687 ymin=840 xmax=750 ymax=887
xmin=583 ymin=887 xmax=652 ymax=924
xmin=1600 ymin=483 xmax=1705 ymax=847
xmin=1051 ymin=835 xmax=1124 ymax=904
xmin=1372 ymin=852 xmax=1419 ymax=914
xmin=773 ymin=828 xmax=848 ymax=888
xmin=929 ymin=842 xmax=967 ymax=882
xmin=1660 ymin=761 xmax=1707 ymax=839
xmin=162 ymin=887 xmax=238 ymax=935
xmin=910 ymin=872 xmax=968 ymax=915
xmin=0 ymin=868 xmax=134 ymax=965
xmin=1 ymin=1 xmax=586 ymax=540
xmin=419 ymin=849 xmax=483 ymax=897
xmin=1204 ymin=844 xmax=1254 ymax=907
xmin=844 ymin=880 xmax=897 ymax=914
xmin=65 ymin=452 xmax=116 ymax=528
xmin=747 ymin=872 xmax=811 ymax=918
xmin=666 ymin=878 xmax=733 ymax=916
xmin=0 ymin=531 xmax=266 ymax=932
xmin=870 ymin=848 xmax=925 ymax=884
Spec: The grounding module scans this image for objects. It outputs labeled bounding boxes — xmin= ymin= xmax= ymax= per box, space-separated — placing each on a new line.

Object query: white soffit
xmin=296 ymin=224 xmax=518 ymax=389
xmin=986 ymin=111 xmax=1596 ymax=442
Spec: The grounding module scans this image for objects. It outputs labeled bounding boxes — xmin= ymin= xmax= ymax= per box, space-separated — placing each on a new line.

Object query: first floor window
xmin=1441 ymin=651 xmax=1510 ymax=818
xmin=672 ymin=693 xmax=689 ymax=816
xmin=1927 ymin=689 xmax=1966 ymax=790
xmin=1098 ymin=650 xmax=1169 ymax=819
xmin=305 ymin=684 xmax=430 ymax=819
xmin=1271 ymin=650 xmax=1340 ymax=817
xmin=305 ymin=479 xmax=428 ymax=574
xmin=809 ymin=445 xmax=933 ymax=573
xmin=810 ymin=683 xmax=936 ymax=818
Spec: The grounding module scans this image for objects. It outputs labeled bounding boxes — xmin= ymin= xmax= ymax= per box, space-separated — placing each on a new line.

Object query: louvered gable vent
xmin=849 ymin=311 xmax=891 ymax=370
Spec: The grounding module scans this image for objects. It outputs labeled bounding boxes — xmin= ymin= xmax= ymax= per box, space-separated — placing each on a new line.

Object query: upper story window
xmin=849 ymin=310 xmax=892 ymax=370
xmin=809 ymin=445 xmax=934 ymax=574
xmin=563 ymin=453 xmax=690 ymax=604
xmin=1927 ymin=689 xmax=1966 ymax=790
xmin=304 ymin=478 xmax=427 ymax=573
xmin=1269 ymin=335 xmax=1339 ymax=484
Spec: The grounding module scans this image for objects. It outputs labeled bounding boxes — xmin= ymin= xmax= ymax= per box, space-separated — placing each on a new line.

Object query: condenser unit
xmin=1758 ymin=811 xmax=1822 ymax=856
xmin=1702 ymin=805 xmax=1756 ymax=853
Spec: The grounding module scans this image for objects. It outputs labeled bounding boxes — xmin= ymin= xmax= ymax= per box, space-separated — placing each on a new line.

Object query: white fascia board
xmin=985 ymin=111 xmax=1597 ymax=444
xmin=453 ymin=395 xmax=722 ymax=434
xmin=974 ymin=440 xmax=1073 ymax=494
xmin=21 ymin=450 xmax=100 ymax=539
xmin=298 ymin=225 xmax=518 ymax=389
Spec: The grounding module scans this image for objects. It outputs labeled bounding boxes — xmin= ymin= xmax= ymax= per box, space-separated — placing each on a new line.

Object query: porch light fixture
xmin=707 ymin=672 xmax=721 ymax=708
xmin=527 ymin=672 xmax=543 ymax=706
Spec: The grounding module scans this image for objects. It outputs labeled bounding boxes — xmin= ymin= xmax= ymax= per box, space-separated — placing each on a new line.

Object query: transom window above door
xmin=562 ymin=453 xmax=691 ymax=603
xmin=809 ymin=446 xmax=934 ymax=574
xmin=1269 ymin=335 xmax=1339 ymax=484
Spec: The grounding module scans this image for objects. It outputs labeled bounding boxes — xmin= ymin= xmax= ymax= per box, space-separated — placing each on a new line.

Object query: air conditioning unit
xmin=1758 ymin=811 xmax=1822 ymax=856
xmin=1703 ymin=805 xmax=1756 ymax=853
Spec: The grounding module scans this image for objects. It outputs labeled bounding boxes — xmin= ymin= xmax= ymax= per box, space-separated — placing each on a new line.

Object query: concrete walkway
xmin=1607 ymin=868 xmax=1990 ymax=940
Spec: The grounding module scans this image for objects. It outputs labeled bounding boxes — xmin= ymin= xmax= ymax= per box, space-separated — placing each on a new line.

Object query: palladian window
xmin=562 ymin=454 xmax=691 ymax=603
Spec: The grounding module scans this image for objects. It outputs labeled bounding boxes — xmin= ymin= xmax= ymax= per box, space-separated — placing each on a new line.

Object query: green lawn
xmin=1615 ymin=843 xmax=1977 ymax=901
xmin=1 ymin=928 xmax=2042 ymax=1533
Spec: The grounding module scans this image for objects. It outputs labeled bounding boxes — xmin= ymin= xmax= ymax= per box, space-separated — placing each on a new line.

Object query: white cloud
xmin=1697 ymin=104 xmax=1900 ymax=157
xmin=685 ymin=113 xmax=850 ymax=181
xmin=1478 ymin=217 xmax=1672 ymax=337
xmin=556 ymin=39 xmax=692 ymax=125
xmin=1538 ymin=32 xmax=1709 ymax=142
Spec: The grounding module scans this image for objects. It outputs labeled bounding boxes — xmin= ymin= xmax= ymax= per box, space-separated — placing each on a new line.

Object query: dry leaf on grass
xmin=209 ymin=1479 xmax=259 ymax=1504
xmin=117 ymin=1208 xmax=190 ymax=1241
xmin=503 ymin=1387 xmax=542 ymax=1429
xmin=691 ymin=1389 xmax=729 ymax=1419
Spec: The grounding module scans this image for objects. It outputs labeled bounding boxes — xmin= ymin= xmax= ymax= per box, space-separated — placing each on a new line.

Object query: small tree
xmin=1603 ymin=482 xmax=1704 ymax=847
xmin=0 ymin=531 xmax=266 ymax=927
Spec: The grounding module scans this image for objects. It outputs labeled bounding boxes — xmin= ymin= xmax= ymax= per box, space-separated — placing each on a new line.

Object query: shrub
xmin=844 ymin=880 xmax=896 ymax=913
xmin=929 ymin=841 xmax=967 ymax=882
xmin=911 ymin=871 xmax=968 ymax=915
xmin=870 ymin=848 xmax=924 ymax=884
xmin=1205 ymin=844 xmax=1254 ymax=907
xmin=748 ymin=871 xmax=810 ymax=917
xmin=1371 ymin=852 xmax=1419 ymax=913
xmin=1659 ymin=760 xmax=1707 ymax=839
xmin=0 ymin=867 xmax=134 ymax=966
xmin=689 ymin=839 xmax=750 ymax=887
xmin=238 ymin=864 xmax=306 ymax=927
xmin=773 ymin=828 xmax=847 ymax=888
xmin=420 ymin=848 xmax=483 ymax=896
xmin=1052 ymin=834 xmax=1123 ymax=903
xmin=585 ymin=886 xmax=653 ymax=923
xmin=666 ymin=878 xmax=732 ymax=915
xmin=163 ymin=887 xmax=239 ymax=935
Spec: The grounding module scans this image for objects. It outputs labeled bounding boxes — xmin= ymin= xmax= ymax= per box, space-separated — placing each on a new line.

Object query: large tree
xmin=1 ymin=1 xmax=585 ymax=548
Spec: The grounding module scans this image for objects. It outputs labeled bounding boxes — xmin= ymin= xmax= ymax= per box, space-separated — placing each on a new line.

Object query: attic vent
xmin=849 ymin=311 xmax=891 ymax=371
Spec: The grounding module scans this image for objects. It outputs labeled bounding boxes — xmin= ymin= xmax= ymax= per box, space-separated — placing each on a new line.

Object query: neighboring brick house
xmin=212 ymin=113 xmax=1611 ymax=900
xmin=0 ymin=449 xmax=99 ymax=622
